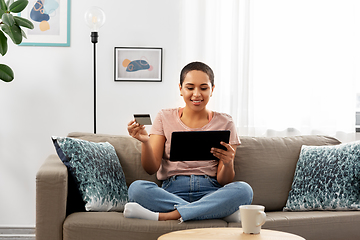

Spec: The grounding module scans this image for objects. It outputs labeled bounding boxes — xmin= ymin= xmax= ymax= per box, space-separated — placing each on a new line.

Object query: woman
xmin=125 ymin=61 xmax=253 ymax=222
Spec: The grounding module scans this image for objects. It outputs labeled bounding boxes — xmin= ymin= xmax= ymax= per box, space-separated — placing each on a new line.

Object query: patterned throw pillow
xmin=284 ymin=141 xmax=360 ymax=211
xmin=52 ymin=137 xmax=128 ymax=212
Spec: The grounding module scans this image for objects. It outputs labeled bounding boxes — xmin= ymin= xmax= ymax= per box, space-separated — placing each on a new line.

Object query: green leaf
xmin=0 ymin=30 xmax=8 ymax=55
xmin=0 ymin=0 xmax=7 ymax=11
xmin=6 ymin=0 xmax=14 ymax=8
xmin=9 ymin=0 xmax=27 ymax=13
xmin=2 ymin=13 xmax=15 ymax=26
xmin=0 ymin=9 xmax=5 ymax=18
xmin=20 ymin=27 xmax=26 ymax=38
xmin=0 ymin=64 xmax=14 ymax=82
xmin=1 ymin=24 xmax=22 ymax=44
xmin=13 ymin=15 xmax=34 ymax=29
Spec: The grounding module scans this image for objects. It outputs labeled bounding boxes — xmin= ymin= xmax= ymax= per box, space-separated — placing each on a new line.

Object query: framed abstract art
xmin=114 ymin=47 xmax=163 ymax=82
xmin=19 ymin=0 xmax=71 ymax=46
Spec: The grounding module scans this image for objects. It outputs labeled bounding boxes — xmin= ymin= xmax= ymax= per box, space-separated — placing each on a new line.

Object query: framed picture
xmin=114 ymin=47 xmax=162 ymax=82
xmin=19 ymin=0 xmax=71 ymax=47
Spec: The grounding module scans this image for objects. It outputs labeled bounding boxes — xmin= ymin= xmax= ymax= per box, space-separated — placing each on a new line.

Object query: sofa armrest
xmin=36 ymin=154 xmax=68 ymax=240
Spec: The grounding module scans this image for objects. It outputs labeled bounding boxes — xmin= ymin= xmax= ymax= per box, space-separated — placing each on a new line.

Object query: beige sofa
xmin=36 ymin=132 xmax=360 ymax=240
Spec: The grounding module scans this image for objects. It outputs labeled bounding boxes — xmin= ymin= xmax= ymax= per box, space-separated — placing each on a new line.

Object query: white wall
xmin=0 ymin=0 xmax=182 ymax=226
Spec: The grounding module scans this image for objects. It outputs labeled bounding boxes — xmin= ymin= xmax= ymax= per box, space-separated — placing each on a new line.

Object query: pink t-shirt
xmin=149 ymin=108 xmax=241 ymax=180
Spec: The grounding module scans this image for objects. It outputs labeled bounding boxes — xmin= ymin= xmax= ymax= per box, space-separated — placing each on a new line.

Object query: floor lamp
xmin=84 ymin=7 xmax=106 ymax=134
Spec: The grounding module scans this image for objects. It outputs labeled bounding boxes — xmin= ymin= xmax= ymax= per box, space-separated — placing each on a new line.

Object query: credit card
xmin=134 ymin=114 xmax=152 ymax=125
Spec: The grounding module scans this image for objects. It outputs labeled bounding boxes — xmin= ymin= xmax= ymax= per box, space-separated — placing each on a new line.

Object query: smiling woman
xmin=180 ymin=71 xmax=214 ymax=113
xmin=125 ymin=61 xmax=253 ymax=223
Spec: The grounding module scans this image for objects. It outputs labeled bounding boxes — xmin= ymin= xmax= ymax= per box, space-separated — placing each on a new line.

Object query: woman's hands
xmin=127 ymin=120 xmax=165 ymax=175
xmin=212 ymin=142 xmax=237 ymax=186
xmin=211 ymin=142 xmax=236 ymax=166
xmin=127 ymin=120 xmax=150 ymax=143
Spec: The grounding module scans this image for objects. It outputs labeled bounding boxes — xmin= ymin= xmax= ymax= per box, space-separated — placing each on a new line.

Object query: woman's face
xmin=179 ymin=70 xmax=214 ymax=111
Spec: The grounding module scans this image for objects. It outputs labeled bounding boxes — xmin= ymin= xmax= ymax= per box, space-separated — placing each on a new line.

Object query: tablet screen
xmin=169 ymin=130 xmax=230 ymax=161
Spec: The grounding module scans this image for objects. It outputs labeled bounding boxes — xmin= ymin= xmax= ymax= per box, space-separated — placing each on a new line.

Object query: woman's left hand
xmin=211 ymin=142 xmax=235 ymax=166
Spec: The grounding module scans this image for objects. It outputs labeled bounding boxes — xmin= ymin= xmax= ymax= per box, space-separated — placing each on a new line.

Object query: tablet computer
xmin=169 ymin=130 xmax=230 ymax=161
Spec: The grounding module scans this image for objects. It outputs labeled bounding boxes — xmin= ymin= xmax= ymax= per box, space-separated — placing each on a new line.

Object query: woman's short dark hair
xmin=180 ymin=61 xmax=214 ymax=87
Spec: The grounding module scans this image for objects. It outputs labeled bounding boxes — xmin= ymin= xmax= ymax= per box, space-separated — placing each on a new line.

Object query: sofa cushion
xmin=234 ymin=135 xmax=341 ymax=211
xmin=67 ymin=132 xmax=161 ymax=187
xmin=284 ymin=141 xmax=360 ymax=211
xmin=63 ymin=212 xmax=227 ymax=240
xmin=52 ymin=136 xmax=128 ymax=211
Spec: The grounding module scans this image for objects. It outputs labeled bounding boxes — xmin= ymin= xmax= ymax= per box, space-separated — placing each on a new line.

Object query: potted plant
xmin=0 ymin=0 xmax=34 ymax=82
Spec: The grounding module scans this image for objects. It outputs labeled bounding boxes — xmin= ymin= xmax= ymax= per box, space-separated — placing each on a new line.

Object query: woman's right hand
xmin=127 ymin=120 xmax=150 ymax=143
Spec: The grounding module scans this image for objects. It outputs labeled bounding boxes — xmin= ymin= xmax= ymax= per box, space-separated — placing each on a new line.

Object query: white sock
xmin=123 ymin=202 xmax=159 ymax=221
xmin=223 ymin=209 xmax=241 ymax=223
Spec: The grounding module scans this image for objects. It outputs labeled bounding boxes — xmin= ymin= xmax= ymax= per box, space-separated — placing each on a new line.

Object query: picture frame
xmin=19 ymin=0 xmax=71 ymax=47
xmin=114 ymin=47 xmax=162 ymax=82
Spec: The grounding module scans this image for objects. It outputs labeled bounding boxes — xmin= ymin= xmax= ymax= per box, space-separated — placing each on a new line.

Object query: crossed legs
xmin=124 ymin=177 xmax=253 ymax=222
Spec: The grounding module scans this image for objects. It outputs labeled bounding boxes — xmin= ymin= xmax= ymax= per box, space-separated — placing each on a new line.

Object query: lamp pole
xmin=84 ymin=7 xmax=106 ymax=134
xmin=92 ymin=32 xmax=98 ymax=134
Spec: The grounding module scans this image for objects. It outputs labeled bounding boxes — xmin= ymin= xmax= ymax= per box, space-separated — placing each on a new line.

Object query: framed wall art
xmin=114 ymin=47 xmax=162 ymax=82
xmin=19 ymin=0 xmax=71 ymax=47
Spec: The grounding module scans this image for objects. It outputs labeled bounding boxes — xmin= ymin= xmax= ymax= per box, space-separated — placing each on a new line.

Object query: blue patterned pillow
xmin=284 ymin=141 xmax=360 ymax=211
xmin=52 ymin=137 xmax=128 ymax=212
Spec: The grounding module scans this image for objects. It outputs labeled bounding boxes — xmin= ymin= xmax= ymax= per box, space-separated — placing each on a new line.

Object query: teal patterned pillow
xmin=52 ymin=137 xmax=128 ymax=212
xmin=284 ymin=141 xmax=360 ymax=211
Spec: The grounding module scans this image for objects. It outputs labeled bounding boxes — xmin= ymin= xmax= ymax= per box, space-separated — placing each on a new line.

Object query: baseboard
xmin=0 ymin=227 xmax=35 ymax=240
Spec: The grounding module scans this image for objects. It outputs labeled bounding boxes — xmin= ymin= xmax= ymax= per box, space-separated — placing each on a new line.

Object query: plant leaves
xmin=0 ymin=0 xmax=7 ymax=11
xmin=0 ymin=64 xmax=14 ymax=82
xmin=2 ymin=13 xmax=15 ymax=26
xmin=0 ymin=9 xmax=5 ymax=18
xmin=1 ymin=24 xmax=22 ymax=44
xmin=13 ymin=15 xmax=34 ymax=29
xmin=9 ymin=0 xmax=27 ymax=13
xmin=20 ymin=28 xmax=26 ymax=38
xmin=0 ymin=30 xmax=8 ymax=56
xmin=6 ymin=0 xmax=14 ymax=8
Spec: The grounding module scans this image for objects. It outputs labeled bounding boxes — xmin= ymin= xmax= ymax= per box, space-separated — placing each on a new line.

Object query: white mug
xmin=240 ymin=205 xmax=266 ymax=234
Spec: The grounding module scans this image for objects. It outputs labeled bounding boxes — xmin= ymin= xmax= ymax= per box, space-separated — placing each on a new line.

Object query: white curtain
xmin=179 ymin=0 xmax=357 ymax=141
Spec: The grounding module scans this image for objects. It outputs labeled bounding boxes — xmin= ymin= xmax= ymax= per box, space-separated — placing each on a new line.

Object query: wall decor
xmin=114 ymin=47 xmax=162 ymax=82
xmin=19 ymin=0 xmax=71 ymax=46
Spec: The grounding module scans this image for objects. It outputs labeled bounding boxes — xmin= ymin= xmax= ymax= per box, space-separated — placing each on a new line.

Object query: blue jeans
xmin=128 ymin=175 xmax=253 ymax=221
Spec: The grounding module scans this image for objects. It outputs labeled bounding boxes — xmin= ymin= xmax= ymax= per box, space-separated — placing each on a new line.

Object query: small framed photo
xmin=114 ymin=47 xmax=162 ymax=82
xmin=19 ymin=0 xmax=71 ymax=47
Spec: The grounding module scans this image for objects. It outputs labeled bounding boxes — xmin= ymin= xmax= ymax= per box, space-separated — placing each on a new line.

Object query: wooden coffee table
xmin=157 ymin=228 xmax=306 ymax=240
